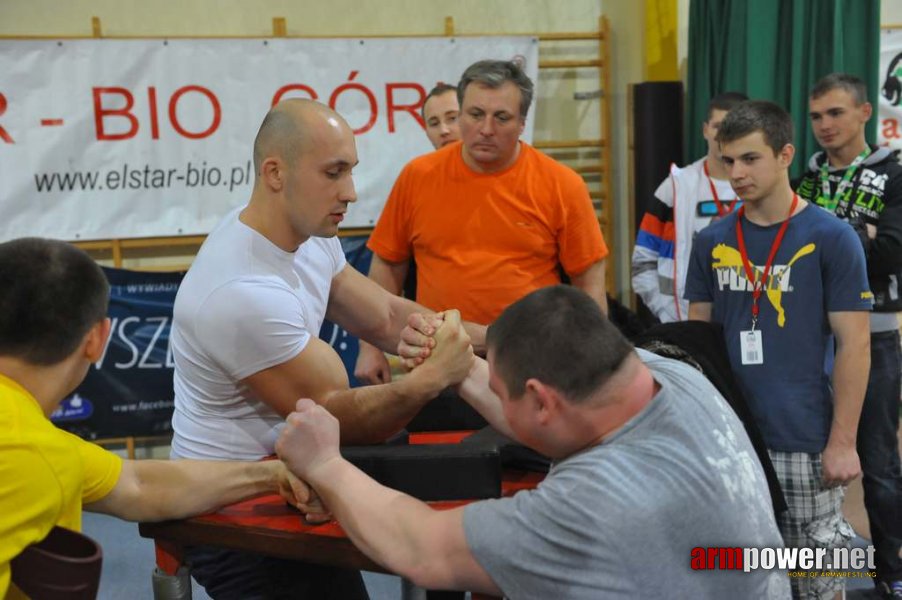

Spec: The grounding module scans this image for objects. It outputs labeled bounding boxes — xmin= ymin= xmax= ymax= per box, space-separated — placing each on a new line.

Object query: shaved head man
xmin=170 ymin=99 xmax=476 ymax=598
xmin=244 ymin=100 xmax=359 ymax=245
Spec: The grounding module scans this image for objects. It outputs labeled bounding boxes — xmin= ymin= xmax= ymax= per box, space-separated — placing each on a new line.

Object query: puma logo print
xmin=711 ymin=243 xmax=816 ymax=327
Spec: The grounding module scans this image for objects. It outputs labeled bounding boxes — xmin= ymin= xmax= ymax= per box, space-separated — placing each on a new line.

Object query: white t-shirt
xmin=170 ymin=207 xmax=347 ymax=460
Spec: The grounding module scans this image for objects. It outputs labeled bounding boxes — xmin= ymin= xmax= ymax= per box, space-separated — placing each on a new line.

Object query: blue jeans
xmin=858 ymin=330 xmax=902 ymax=583
xmin=184 ymin=545 xmax=370 ymax=600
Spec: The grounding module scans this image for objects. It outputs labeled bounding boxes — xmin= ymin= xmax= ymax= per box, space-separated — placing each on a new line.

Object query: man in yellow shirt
xmin=0 ymin=237 xmax=313 ymax=599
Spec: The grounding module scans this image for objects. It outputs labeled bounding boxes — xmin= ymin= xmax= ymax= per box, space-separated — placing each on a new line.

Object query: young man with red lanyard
xmin=685 ymin=100 xmax=873 ymax=600
xmin=796 ymin=73 xmax=902 ymax=599
xmin=632 ymin=92 xmax=747 ymax=323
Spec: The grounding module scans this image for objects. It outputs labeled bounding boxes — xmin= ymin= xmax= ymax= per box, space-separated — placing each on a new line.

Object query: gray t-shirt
xmin=463 ymin=350 xmax=790 ymax=599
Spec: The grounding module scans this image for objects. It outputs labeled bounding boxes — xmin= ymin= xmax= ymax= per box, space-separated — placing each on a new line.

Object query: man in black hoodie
xmin=797 ymin=72 xmax=902 ymax=599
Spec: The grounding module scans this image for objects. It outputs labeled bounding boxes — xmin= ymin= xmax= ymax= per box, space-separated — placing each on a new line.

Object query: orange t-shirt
xmin=368 ymin=141 xmax=608 ymax=324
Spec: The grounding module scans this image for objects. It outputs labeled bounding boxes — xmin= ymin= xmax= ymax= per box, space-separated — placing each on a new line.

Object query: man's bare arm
xmin=331 ymin=264 xmax=483 ymax=355
xmin=395 ymin=315 xmax=517 ymax=440
xmin=457 ymin=358 xmax=518 ymax=440
xmin=368 ymin=254 xmax=409 ymax=295
xmin=334 ymin=263 xmax=486 ymax=359
xmin=822 ymin=310 xmax=870 ymax=486
xmin=355 ymin=255 xmax=410 ymax=384
xmin=85 ymin=459 xmax=315 ymax=522
xmin=569 ymin=259 xmax=608 ymax=315
xmin=277 ymin=400 xmax=500 ymax=595
xmin=244 ymin=266 xmax=479 ymax=444
xmin=329 ymin=265 xmax=426 ymax=353
xmin=244 ymin=312 xmax=474 ymax=444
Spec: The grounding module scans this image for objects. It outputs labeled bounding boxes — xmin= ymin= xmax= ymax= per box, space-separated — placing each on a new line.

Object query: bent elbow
xmin=405 ymin=557 xmax=455 ymax=592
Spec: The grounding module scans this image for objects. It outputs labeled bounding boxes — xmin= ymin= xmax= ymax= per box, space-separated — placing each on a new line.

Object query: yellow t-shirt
xmin=0 ymin=374 xmax=122 ymax=599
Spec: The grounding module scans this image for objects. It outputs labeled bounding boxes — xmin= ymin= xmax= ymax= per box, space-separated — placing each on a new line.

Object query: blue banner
xmin=52 ymin=236 xmax=374 ymax=440
xmin=52 ymin=267 xmax=184 ymax=439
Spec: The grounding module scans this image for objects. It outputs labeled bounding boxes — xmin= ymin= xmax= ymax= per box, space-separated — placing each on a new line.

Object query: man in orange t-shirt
xmin=355 ymin=59 xmax=608 ymax=384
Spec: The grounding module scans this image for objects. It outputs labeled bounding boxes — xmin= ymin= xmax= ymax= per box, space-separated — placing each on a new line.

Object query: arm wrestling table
xmin=138 ymin=431 xmax=544 ymax=600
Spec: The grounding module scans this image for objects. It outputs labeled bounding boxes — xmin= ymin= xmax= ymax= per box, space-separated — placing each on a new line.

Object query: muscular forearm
xmin=322 ymin=365 xmax=446 ymax=444
xmin=462 ymin=322 xmax=487 ymax=355
xmin=458 ymin=359 xmax=517 ymax=440
xmin=368 ymin=255 xmax=406 ymax=296
xmin=364 ymin=255 xmax=487 ymax=354
xmin=370 ymin=290 xmax=485 ymax=359
xmin=361 ymin=293 xmax=431 ymax=353
xmin=87 ymin=459 xmax=283 ymax=522
xmin=309 ymin=456 xmax=446 ymax=584
xmin=329 ymin=263 xmax=425 ymax=355
xmin=361 ymin=256 xmax=409 ymax=352
xmin=308 ymin=456 xmax=493 ymax=593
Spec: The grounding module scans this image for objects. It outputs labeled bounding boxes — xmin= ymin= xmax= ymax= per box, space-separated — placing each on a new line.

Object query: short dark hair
xmin=487 ymin=286 xmax=634 ymax=403
xmin=706 ymin=92 xmax=749 ymax=120
xmin=716 ymin=100 xmax=794 ymax=156
xmin=421 ymin=83 xmax=457 ymax=119
xmin=0 ymin=238 xmax=109 ymax=365
xmin=810 ymin=73 xmax=868 ymax=105
xmin=457 ymin=60 xmax=534 ymax=119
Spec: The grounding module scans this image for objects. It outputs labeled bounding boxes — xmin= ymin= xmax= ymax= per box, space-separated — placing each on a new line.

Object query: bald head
xmin=252 ymin=99 xmax=350 ymax=178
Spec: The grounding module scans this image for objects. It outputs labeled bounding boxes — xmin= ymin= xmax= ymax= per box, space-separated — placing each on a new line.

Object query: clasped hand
xmin=397 ymin=309 xmax=474 ymax=386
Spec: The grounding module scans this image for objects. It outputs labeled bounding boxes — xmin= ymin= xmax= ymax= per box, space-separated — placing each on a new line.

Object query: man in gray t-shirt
xmin=277 ymin=286 xmax=791 ymax=599
xmin=464 ymin=349 xmax=785 ymax=598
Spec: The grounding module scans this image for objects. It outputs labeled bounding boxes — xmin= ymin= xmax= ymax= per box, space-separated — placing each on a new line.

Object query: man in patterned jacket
xmin=632 ymin=92 xmax=747 ymax=322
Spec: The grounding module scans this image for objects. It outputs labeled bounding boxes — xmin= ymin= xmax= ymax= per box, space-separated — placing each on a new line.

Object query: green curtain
xmin=686 ymin=0 xmax=880 ymax=179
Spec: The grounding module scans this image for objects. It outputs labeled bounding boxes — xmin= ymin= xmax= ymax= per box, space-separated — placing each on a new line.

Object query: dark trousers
xmin=184 ymin=545 xmax=370 ymax=600
xmin=858 ymin=330 xmax=902 ymax=583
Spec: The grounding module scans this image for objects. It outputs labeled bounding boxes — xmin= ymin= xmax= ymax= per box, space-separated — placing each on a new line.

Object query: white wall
xmin=0 ymin=0 xmax=602 ymax=37
xmin=884 ymin=0 xmax=902 ymax=27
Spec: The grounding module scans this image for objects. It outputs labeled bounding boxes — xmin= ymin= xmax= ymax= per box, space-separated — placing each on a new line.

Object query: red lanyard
xmin=704 ymin=160 xmax=739 ymax=217
xmin=735 ymin=194 xmax=799 ymax=328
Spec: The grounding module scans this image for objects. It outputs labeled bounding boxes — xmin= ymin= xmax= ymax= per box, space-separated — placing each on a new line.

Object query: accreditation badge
xmin=740 ymin=330 xmax=763 ymax=365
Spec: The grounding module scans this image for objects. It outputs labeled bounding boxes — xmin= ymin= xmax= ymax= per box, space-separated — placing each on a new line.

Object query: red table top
xmin=139 ymin=430 xmax=545 ymax=574
xmin=191 ymin=465 xmax=543 ymax=537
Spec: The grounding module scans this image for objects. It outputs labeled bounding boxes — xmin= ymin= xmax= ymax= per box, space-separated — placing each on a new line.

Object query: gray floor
xmin=84 ymin=511 xmax=885 ymax=599
xmin=83 ymin=511 xmax=402 ymax=600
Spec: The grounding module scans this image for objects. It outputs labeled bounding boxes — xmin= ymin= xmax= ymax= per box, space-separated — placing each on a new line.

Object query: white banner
xmin=0 ymin=37 xmax=537 ymax=241
xmin=878 ymin=28 xmax=902 ymax=151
